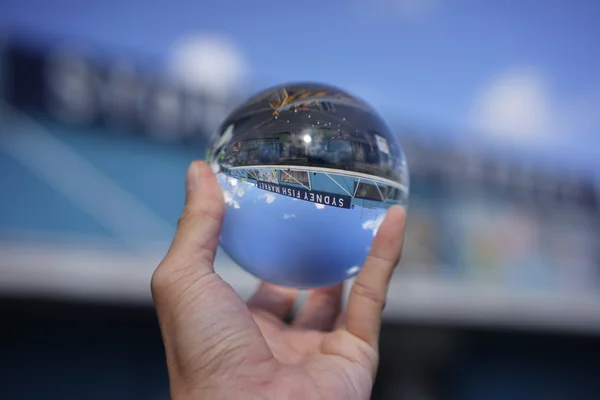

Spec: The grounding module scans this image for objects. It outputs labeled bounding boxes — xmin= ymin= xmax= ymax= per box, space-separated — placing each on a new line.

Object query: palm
xmin=252 ymin=308 xmax=326 ymax=365
xmin=245 ymin=302 xmax=377 ymax=399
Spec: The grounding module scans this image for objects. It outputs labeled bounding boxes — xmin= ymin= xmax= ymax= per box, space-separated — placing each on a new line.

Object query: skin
xmin=151 ymin=160 xmax=407 ymax=400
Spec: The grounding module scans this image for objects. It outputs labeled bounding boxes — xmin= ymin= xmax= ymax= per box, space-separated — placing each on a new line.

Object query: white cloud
xmin=221 ymin=175 xmax=245 ymax=209
xmin=224 ymin=177 xmax=246 ymax=198
xmin=232 ymin=185 xmax=245 ymax=198
xmin=262 ymin=193 xmax=276 ymax=204
xmin=346 ymin=266 xmax=361 ymax=275
xmin=168 ymin=35 xmax=248 ymax=99
xmin=223 ymin=191 xmax=240 ymax=209
xmin=283 ymin=214 xmax=296 ymax=219
xmin=362 ymin=213 xmax=385 ymax=237
xmin=470 ymin=67 xmax=599 ymax=145
xmin=471 ymin=67 xmax=554 ymax=143
xmin=315 ymin=204 xmax=325 ymax=210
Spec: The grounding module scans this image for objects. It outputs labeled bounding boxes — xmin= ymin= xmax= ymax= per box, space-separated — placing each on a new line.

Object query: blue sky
xmin=1 ymin=0 xmax=599 ymax=170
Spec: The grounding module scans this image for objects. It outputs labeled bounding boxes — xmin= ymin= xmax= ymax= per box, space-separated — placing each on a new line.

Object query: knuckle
xmin=177 ymin=203 xmax=223 ymax=231
xmin=201 ymin=201 xmax=226 ymax=225
xmin=365 ymin=253 xmax=399 ymax=281
xmin=314 ymin=291 xmax=341 ymax=310
xmin=366 ymin=253 xmax=394 ymax=269
xmin=150 ymin=264 xmax=170 ymax=302
xmin=151 ymin=259 xmax=193 ymax=300
xmin=150 ymin=259 xmax=209 ymax=305
xmin=351 ymin=279 xmax=385 ymax=308
xmin=176 ymin=206 xmax=196 ymax=230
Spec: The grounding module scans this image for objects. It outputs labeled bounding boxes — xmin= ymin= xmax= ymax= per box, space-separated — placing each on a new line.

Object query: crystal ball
xmin=207 ymin=82 xmax=409 ymax=289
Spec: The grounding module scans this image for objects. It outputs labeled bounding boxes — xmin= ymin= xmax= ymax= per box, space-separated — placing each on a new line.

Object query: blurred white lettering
xmin=46 ymin=53 xmax=96 ymax=125
xmin=146 ymin=85 xmax=182 ymax=141
xmin=45 ymin=49 xmax=216 ymax=140
xmin=99 ymin=61 xmax=140 ymax=129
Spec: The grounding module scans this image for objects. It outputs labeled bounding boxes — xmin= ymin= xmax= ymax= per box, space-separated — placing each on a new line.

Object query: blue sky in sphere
xmin=217 ymin=175 xmax=386 ymax=287
xmin=1 ymin=0 xmax=599 ymax=171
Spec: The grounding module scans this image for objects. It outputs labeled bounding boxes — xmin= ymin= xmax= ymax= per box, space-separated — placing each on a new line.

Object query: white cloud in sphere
xmin=362 ymin=213 xmax=385 ymax=237
xmin=168 ymin=35 xmax=248 ymax=98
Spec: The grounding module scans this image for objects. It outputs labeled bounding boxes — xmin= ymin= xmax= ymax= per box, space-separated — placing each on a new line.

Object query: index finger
xmin=344 ymin=206 xmax=406 ymax=349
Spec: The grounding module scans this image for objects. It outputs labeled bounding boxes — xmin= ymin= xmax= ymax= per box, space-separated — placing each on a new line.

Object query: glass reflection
xmin=209 ymin=83 xmax=409 ymax=288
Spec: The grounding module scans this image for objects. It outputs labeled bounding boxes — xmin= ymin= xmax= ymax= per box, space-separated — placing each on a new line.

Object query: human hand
xmin=151 ymin=161 xmax=407 ymax=400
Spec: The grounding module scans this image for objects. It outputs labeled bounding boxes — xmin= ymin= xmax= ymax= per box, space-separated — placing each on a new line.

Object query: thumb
xmin=152 ymin=161 xmax=276 ymax=389
xmin=168 ymin=160 xmax=225 ymax=274
xmin=151 ymin=160 xmax=225 ymax=305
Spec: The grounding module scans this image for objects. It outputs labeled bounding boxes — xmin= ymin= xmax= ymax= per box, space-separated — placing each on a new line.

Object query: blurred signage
xmin=256 ymin=181 xmax=351 ymax=209
xmin=1 ymin=39 xmax=229 ymax=143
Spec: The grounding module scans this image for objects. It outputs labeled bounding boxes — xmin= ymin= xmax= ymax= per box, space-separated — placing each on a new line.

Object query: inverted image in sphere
xmin=208 ymin=82 xmax=409 ymax=288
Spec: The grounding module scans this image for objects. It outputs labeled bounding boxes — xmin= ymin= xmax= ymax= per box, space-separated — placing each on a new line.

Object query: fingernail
xmin=186 ymin=162 xmax=200 ymax=193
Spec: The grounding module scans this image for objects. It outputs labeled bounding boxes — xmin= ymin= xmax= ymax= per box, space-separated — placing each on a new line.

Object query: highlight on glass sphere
xmin=207 ymin=82 xmax=409 ymax=289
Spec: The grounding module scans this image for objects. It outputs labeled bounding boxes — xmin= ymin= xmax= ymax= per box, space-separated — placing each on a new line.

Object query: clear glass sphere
xmin=207 ymin=83 xmax=409 ymax=289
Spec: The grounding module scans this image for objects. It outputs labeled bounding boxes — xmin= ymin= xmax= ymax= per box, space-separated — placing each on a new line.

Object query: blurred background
xmin=1 ymin=1 xmax=600 ymax=399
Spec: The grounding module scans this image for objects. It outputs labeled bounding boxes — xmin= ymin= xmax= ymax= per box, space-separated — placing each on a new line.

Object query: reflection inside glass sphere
xmin=208 ymin=82 xmax=409 ymax=288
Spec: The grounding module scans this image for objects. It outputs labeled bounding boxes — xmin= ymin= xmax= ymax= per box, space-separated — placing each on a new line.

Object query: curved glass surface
xmin=208 ymin=82 xmax=409 ymax=288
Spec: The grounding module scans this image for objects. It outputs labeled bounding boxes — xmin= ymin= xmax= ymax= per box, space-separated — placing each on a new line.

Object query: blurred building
xmin=402 ymin=135 xmax=600 ymax=287
xmin=1 ymin=35 xmax=599 ymax=332
xmin=2 ymin=32 xmax=600 ymax=400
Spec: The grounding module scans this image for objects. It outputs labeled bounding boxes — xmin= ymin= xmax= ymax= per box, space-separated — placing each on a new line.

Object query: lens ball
xmin=207 ymin=82 xmax=409 ymax=289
